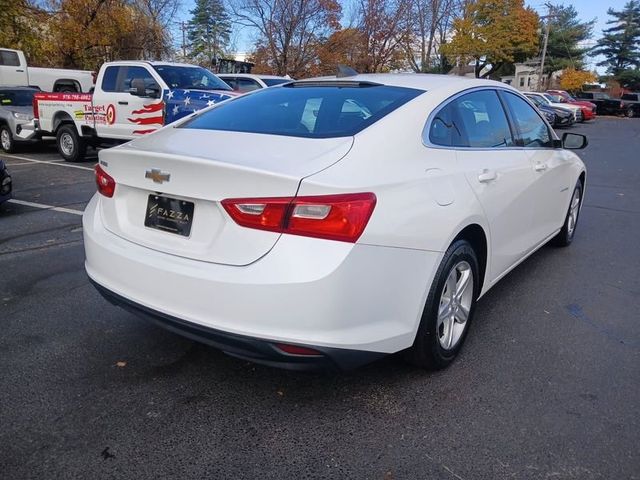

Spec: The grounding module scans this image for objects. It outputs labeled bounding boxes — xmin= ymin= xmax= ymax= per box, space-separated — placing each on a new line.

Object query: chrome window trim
xmin=422 ymin=85 xmax=558 ymax=152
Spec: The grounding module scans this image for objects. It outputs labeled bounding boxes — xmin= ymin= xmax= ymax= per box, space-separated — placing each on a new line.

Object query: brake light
xmin=222 ymin=192 xmax=376 ymax=243
xmin=32 ymin=95 xmax=39 ymax=119
xmin=95 ymin=165 xmax=115 ymax=197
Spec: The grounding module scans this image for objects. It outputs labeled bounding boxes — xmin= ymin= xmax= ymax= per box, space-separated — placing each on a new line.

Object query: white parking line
xmin=8 ymin=199 xmax=84 ymax=216
xmin=0 ymin=154 xmax=94 ymax=171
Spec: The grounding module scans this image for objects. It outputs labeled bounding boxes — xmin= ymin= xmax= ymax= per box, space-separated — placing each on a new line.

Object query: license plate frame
xmin=144 ymin=194 xmax=195 ymax=237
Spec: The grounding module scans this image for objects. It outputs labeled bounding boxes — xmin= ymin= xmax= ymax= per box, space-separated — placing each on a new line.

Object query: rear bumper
xmin=83 ymin=195 xmax=439 ymax=369
xmin=91 ymin=279 xmax=385 ymax=371
xmin=14 ymin=120 xmax=40 ymax=143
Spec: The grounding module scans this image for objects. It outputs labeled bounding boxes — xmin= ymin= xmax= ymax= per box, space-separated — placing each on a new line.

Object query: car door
xmin=93 ymin=65 xmax=163 ymax=139
xmin=500 ymin=90 xmax=574 ymax=242
xmin=440 ymin=89 xmax=538 ymax=281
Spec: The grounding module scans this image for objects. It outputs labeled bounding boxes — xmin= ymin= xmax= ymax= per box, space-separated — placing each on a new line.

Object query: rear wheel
xmin=0 ymin=125 xmax=16 ymax=153
xmin=552 ymin=179 xmax=583 ymax=247
xmin=626 ymin=107 xmax=635 ymax=118
xmin=56 ymin=124 xmax=86 ymax=162
xmin=406 ymin=240 xmax=479 ymax=370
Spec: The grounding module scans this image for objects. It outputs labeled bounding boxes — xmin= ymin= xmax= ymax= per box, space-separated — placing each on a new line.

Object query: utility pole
xmin=537 ymin=7 xmax=552 ymax=92
xmin=181 ymin=22 xmax=187 ymax=60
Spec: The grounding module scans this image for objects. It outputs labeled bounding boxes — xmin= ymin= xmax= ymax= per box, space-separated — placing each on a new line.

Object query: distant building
xmin=501 ymin=63 xmax=563 ymax=91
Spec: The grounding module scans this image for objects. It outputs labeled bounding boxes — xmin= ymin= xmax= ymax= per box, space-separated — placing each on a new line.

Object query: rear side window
xmin=622 ymin=93 xmax=638 ymax=101
xmin=182 ymin=84 xmax=423 ymax=138
xmin=501 ymin=91 xmax=552 ymax=147
xmin=262 ymin=78 xmax=290 ymax=87
xmin=235 ymin=77 xmax=261 ymax=92
xmin=0 ymin=50 xmax=20 ymax=67
xmin=429 ymin=90 xmax=514 ymax=148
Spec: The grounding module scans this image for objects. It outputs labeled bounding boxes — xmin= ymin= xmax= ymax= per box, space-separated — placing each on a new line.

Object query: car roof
xmin=218 ymin=73 xmax=291 ymax=80
xmin=298 ymin=73 xmax=505 ymax=92
xmin=102 ymin=61 xmax=203 ymax=68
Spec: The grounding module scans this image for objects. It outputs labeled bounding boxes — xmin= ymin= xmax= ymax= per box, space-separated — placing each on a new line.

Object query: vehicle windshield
xmin=181 ymin=84 xmax=423 ymax=138
xmin=543 ymin=94 xmax=558 ymax=103
xmin=262 ymin=78 xmax=291 ymax=87
xmin=152 ymin=65 xmax=232 ymax=91
xmin=0 ymin=89 xmax=36 ymax=106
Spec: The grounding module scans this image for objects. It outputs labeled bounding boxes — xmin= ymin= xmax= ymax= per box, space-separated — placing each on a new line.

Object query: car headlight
xmin=544 ymin=112 xmax=555 ymax=122
xmin=13 ymin=112 xmax=33 ymax=121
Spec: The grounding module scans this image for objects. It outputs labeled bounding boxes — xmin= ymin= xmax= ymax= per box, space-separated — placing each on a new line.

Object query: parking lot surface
xmin=1 ymin=119 xmax=638 ymax=479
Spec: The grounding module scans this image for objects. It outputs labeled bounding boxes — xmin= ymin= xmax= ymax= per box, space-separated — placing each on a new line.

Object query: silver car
xmin=0 ymin=86 xmax=40 ymax=153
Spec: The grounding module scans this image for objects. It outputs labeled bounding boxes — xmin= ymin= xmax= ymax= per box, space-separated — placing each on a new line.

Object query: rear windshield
xmin=0 ymin=89 xmax=36 ymax=106
xmin=262 ymin=78 xmax=291 ymax=87
xmin=181 ymin=84 xmax=423 ymax=138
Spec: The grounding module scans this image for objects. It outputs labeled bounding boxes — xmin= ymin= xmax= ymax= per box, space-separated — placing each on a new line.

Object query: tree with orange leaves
xmin=443 ymin=0 xmax=539 ymax=78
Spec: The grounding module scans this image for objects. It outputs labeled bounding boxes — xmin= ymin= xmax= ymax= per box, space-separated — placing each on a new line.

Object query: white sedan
xmin=84 ymin=74 xmax=587 ymax=371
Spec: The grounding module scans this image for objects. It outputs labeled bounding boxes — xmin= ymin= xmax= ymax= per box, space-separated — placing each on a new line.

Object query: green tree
xmin=617 ymin=68 xmax=640 ymax=90
xmin=592 ymin=1 xmax=640 ymax=76
xmin=543 ymin=4 xmax=595 ymax=74
xmin=188 ymin=0 xmax=232 ymax=67
xmin=442 ymin=0 xmax=539 ymax=78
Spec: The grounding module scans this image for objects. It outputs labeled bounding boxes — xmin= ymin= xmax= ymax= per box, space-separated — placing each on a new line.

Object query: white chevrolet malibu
xmin=84 ymin=74 xmax=587 ymax=371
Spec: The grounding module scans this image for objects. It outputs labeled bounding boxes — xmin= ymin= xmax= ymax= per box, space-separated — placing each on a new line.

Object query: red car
xmin=547 ymin=90 xmax=597 ymax=121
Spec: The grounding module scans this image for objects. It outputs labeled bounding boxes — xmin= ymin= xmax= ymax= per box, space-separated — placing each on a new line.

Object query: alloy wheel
xmin=437 ymin=261 xmax=474 ymax=350
xmin=567 ymin=186 xmax=581 ymax=238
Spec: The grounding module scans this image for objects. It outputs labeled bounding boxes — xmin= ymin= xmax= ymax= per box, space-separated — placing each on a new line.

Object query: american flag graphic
xmin=128 ymin=89 xmax=237 ymax=135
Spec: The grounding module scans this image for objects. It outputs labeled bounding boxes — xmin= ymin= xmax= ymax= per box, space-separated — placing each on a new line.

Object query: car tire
xmin=0 ymin=125 xmax=16 ymax=153
xmin=56 ymin=124 xmax=86 ymax=162
xmin=552 ymin=179 xmax=583 ymax=247
xmin=626 ymin=107 xmax=635 ymax=118
xmin=406 ymin=239 xmax=479 ymax=370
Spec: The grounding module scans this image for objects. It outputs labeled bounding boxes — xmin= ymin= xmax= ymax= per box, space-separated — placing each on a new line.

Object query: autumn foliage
xmin=443 ymin=0 xmax=539 ymax=78
xmin=559 ymin=68 xmax=597 ymax=92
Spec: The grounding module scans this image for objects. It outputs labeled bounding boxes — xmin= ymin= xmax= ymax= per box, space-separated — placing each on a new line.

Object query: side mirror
xmin=129 ymin=78 xmax=146 ymax=97
xmin=145 ymin=85 xmax=161 ymax=98
xmin=562 ymin=132 xmax=588 ymax=150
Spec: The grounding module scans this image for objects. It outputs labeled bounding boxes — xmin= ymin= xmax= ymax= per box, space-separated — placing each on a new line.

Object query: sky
xmin=172 ymin=0 xmax=630 ymax=70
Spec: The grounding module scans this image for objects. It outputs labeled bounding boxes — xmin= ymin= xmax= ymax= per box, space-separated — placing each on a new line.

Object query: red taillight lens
xmin=95 ymin=165 xmax=115 ymax=198
xmin=222 ymin=192 xmax=376 ymax=243
xmin=32 ymin=95 xmax=39 ymax=119
xmin=274 ymin=343 xmax=323 ymax=356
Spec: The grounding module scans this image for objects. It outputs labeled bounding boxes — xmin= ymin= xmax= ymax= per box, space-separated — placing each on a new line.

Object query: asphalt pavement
xmin=0 ymin=120 xmax=638 ymax=479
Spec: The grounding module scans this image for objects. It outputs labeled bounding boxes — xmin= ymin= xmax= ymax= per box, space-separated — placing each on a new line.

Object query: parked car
xmin=0 ymin=48 xmax=94 ymax=92
xmin=546 ymin=90 xmax=596 ymax=121
xmin=524 ymin=94 xmax=573 ymax=127
xmin=84 ymin=74 xmax=587 ymax=371
xmin=524 ymin=92 xmax=580 ymax=124
xmin=619 ymin=92 xmax=640 ymax=118
xmin=34 ymin=61 xmax=239 ymax=162
xmin=0 ymin=86 xmax=40 ymax=153
xmin=0 ymin=158 xmax=12 ymax=205
xmin=218 ymin=74 xmax=292 ymax=93
xmin=575 ymin=91 xmax=621 ymax=115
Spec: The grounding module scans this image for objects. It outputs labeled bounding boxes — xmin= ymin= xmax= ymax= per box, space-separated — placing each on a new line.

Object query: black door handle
xmin=118 ymin=101 xmax=128 ymax=105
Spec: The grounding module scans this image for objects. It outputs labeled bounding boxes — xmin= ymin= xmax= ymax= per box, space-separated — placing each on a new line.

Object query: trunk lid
xmin=98 ymin=128 xmax=353 ymax=266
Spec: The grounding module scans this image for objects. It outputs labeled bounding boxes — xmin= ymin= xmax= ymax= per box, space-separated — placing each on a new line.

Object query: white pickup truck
xmin=34 ymin=60 xmax=238 ymax=161
xmin=0 ymin=48 xmax=94 ymax=93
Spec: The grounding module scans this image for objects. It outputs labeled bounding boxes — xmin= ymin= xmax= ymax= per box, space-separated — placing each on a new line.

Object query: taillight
xmin=32 ymin=95 xmax=39 ymax=119
xmin=222 ymin=192 xmax=376 ymax=243
xmin=95 ymin=165 xmax=115 ymax=198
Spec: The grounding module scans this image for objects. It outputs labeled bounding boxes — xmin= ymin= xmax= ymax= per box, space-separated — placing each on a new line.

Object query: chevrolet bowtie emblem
xmin=145 ymin=169 xmax=170 ymax=184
